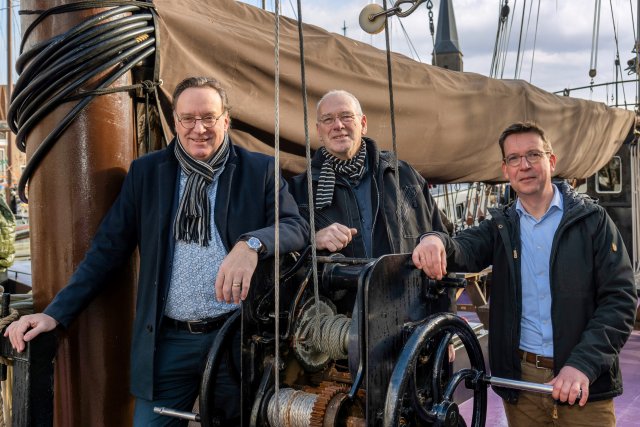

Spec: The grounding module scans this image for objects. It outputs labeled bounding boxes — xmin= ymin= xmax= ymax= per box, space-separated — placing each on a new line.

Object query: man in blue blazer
xmin=5 ymin=76 xmax=309 ymax=425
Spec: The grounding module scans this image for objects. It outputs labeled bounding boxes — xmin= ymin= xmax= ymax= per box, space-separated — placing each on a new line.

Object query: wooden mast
xmin=21 ymin=1 xmax=137 ymax=425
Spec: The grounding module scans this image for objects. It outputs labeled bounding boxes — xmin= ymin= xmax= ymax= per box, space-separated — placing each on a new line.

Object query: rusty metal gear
xmin=306 ymin=381 xmax=350 ymax=427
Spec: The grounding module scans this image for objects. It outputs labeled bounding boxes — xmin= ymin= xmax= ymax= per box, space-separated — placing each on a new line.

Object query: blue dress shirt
xmin=516 ymin=184 xmax=563 ymax=357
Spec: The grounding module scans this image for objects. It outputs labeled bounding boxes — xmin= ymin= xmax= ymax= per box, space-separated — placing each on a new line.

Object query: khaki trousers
xmin=502 ymin=360 xmax=615 ymax=427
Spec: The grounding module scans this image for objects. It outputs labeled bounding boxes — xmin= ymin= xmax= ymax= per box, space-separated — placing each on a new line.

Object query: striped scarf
xmin=173 ymin=134 xmax=230 ymax=246
xmin=315 ymin=141 xmax=367 ymax=209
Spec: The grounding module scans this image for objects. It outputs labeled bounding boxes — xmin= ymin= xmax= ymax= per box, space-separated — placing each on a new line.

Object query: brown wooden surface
xmin=23 ymin=1 xmax=137 ymax=425
xmin=455 ymin=269 xmax=491 ymax=328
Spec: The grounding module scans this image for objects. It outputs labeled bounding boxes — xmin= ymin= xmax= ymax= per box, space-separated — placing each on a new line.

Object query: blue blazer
xmin=45 ymin=138 xmax=309 ymax=399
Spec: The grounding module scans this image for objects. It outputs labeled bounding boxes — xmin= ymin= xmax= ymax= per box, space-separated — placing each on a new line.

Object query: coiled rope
xmin=309 ymin=311 xmax=351 ymax=361
xmin=267 ymin=388 xmax=317 ymax=427
xmin=8 ymin=1 xmax=158 ymax=202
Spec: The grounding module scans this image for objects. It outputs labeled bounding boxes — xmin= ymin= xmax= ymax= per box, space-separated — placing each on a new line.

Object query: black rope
xmin=19 ymin=0 xmax=155 ymax=52
xmin=9 ymin=2 xmax=158 ymax=202
xmin=382 ymin=0 xmax=403 ymax=239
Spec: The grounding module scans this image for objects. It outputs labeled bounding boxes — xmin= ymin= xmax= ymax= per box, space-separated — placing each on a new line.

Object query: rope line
xmin=590 ymin=0 xmax=602 ymax=79
xmin=382 ymin=0 xmax=403 ymax=241
xmin=607 ymin=0 xmax=629 ymax=107
xmin=8 ymin=3 xmax=158 ymax=202
xmin=273 ymin=0 xmax=282 ymax=418
xmin=294 ymin=0 xmax=324 ymax=372
xmin=528 ymin=0 xmax=541 ymax=83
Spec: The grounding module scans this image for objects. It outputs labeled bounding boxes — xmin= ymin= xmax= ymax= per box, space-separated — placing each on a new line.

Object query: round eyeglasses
xmin=503 ymin=151 xmax=550 ymax=167
xmin=176 ymin=111 xmax=226 ymax=129
xmin=318 ymin=113 xmax=360 ymax=126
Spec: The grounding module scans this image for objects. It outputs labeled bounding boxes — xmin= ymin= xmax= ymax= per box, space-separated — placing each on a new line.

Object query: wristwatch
xmin=240 ymin=236 xmax=264 ymax=254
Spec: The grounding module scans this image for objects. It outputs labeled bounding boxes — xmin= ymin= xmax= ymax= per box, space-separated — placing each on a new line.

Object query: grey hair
xmin=316 ymin=90 xmax=363 ymax=116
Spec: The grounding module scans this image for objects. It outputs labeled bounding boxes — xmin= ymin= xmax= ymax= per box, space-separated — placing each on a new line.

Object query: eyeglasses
xmin=503 ymin=150 xmax=550 ymax=167
xmin=318 ymin=112 xmax=360 ymax=126
xmin=176 ymin=111 xmax=226 ymax=129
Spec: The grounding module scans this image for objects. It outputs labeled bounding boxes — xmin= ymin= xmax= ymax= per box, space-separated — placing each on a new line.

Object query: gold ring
xmin=232 ymin=283 xmax=241 ymax=287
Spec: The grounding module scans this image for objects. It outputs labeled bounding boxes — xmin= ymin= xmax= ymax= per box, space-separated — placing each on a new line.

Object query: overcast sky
xmin=1 ymin=1 xmax=637 ymax=107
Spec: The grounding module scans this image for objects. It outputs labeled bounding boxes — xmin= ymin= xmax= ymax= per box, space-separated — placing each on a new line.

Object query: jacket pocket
xmin=400 ymin=184 xmax=422 ymax=239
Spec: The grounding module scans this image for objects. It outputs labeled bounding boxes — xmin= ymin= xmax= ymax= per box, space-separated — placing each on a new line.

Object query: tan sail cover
xmin=153 ymin=0 xmax=635 ymax=182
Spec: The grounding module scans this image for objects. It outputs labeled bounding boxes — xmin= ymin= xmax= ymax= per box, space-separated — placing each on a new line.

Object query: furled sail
xmin=154 ymin=0 xmax=635 ymax=182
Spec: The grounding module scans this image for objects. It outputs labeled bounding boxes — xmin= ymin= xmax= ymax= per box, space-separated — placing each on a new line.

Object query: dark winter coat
xmin=435 ymin=181 xmax=637 ymax=402
xmin=289 ymin=137 xmax=445 ymax=258
xmin=44 ymin=138 xmax=309 ymax=399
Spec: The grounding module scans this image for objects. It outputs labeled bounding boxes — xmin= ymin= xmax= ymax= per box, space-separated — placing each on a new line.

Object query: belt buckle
xmin=535 ymin=354 xmax=544 ymax=369
xmin=186 ymin=320 xmax=205 ymax=334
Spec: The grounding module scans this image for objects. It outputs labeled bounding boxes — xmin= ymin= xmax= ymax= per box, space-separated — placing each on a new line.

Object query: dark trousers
xmin=133 ymin=326 xmax=240 ymax=426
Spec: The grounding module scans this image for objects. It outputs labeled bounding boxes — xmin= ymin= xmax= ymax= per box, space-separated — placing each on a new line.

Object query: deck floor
xmin=458 ymin=328 xmax=640 ymax=426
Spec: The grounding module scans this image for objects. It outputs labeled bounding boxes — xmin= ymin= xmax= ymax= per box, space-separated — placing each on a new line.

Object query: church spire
xmin=433 ymin=0 xmax=463 ymax=71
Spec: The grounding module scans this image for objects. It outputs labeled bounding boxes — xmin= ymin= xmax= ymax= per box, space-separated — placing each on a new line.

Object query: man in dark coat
xmin=288 ymin=90 xmax=445 ymax=259
xmin=5 ymin=77 xmax=309 ymax=425
xmin=414 ymin=122 xmax=637 ymax=426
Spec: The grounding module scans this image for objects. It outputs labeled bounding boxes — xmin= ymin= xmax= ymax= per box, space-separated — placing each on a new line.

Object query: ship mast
xmin=6 ymin=0 xmax=12 ymax=201
xmin=20 ymin=0 xmax=138 ymax=425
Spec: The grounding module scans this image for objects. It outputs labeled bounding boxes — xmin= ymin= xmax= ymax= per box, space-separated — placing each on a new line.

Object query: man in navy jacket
xmin=5 ymin=77 xmax=309 ymax=425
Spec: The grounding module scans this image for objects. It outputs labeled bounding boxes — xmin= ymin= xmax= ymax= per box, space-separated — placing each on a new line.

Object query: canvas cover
xmin=153 ymin=0 xmax=635 ymax=182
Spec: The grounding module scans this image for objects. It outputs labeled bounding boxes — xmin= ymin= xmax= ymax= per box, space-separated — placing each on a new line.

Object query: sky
xmin=0 ymin=1 xmax=637 ymax=107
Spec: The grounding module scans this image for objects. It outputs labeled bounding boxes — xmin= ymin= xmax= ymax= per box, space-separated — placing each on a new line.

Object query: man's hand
xmin=215 ymin=241 xmax=259 ymax=304
xmin=3 ymin=313 xmax=58 ymax=353
xmin=549 ymin=365 xmax=589 ymax=406
xmin=315 ymin=223 xmax=358 ymax=252
xmin=412 ymin=235 xmax=448 ymax=279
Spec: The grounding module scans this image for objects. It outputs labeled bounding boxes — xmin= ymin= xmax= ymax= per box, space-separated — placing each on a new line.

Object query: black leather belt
xmin=518 ymin=349 xmax=554 ymax=369
xmin=163 ymin=312 xmax=233 ymax=334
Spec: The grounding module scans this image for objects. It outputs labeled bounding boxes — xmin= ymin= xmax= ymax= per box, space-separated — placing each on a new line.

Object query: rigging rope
xmin=382 ymin=0 xmax=403 ymax=241
xmin=528 ymin=0 xmax=541 ymax=82
xmin=501 ymin=0 xmax=518 ymax=79
xmin=273 ymin=0 xmax=282 ymax=418
xmin=590 ymin=0 xmax=602 ymax=80
xmin=398 ymin=18 xmax=421 ymax=62
xmin=607 ymin=0 xmax=629 ymax=107
xmin=294 ymin=0 xmax=325 ymax=386
xmin=513 ymin=0 xmax=528 ymax=79
xmin=490 ymin=1 xmax=511 ymax=78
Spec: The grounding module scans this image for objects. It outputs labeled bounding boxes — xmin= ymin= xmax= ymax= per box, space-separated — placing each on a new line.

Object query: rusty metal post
xmin=20 ymin=1 xmax=137 ymax=425
xmin=6 ymin=0 xmax=13 ymax=201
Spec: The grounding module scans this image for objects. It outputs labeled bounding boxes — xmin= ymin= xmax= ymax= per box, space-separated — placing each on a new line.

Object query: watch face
xmin=247 ymin=237 xmax=262 ymax=251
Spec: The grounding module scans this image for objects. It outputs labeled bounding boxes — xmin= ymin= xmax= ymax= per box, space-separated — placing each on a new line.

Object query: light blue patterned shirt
xmin=164 ymin=168 xmax=238 ymax=320
xmin=516 ymin=184 xmax=563 ymax=357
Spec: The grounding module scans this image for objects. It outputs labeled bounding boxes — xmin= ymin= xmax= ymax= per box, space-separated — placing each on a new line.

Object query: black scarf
xmin=315 ymin=140 xmax=367 ymax=209
xmin=173 ymin=134 xmax=230 ymax=246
